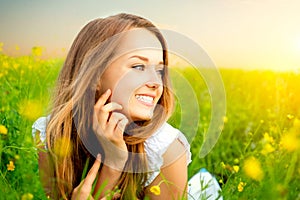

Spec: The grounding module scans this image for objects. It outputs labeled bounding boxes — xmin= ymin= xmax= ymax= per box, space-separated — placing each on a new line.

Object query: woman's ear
xmin=96 ymin=79 xmax=102 ymax=92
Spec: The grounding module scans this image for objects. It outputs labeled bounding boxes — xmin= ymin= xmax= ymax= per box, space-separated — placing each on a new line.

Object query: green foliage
xmin=0 ymin=50 xmax=299 ymax=199
xmin=0 ymin=52 xmax=62 ymax=199
xmin=177 ymin=68 xmax=300 ymax=200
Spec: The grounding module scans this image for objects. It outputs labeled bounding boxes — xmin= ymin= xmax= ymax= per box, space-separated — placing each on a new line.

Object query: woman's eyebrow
xmin=129 ymin=55 xmax=164 ymax=64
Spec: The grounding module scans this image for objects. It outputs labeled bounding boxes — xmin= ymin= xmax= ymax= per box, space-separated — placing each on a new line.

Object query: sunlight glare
xmin=295 ymin=37 xmax=300 ymax=52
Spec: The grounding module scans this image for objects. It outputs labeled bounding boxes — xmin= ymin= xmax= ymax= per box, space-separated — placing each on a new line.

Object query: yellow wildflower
xmin=0 ymin=42 xmax=3 ymax=52
xmin=234 ymin=158 xmax=239 ymax=164
xmin=3 ymin=61 xmax=8 ymax=68
xmin=15 ymin=45 xmax=20 ymax=51
xmin=279 ymin=118 xmax=300 ymax=152
xmin=261 ymin=143 xmax=275 ymax=155
xmin=263 ymin=132 xmax=274 ymax=144
xmin=53 ymin=137 xmax=73 ymax=158
xmin=15 ymin=155 xmax=20 ymax=160
xmin=243 ymin=156 xmax=264 ymax=181
xmin=293 ymin=118 xmax=300 ymax=132
xmin=280 ymin=132 xmax=299 ymax=152
xmin=237 ymin=181 xmax=246 ymax=192
xmin=18 ymin=99 xmax=43 ymax=121
xmin=223 ymin=116 xmax=228 ymax=123
xmin=150 ymin=185 xmax=161 ymax=196
xmin=31 ymin=46 xmax=43 ymax=57
xmin=7 ymin=161 xmax=15 ymax=171
xmin=13 ymin=63 xmax=19 ymax=69
xmin=233 ymin=165 xmax=240 ymax=173
xmin=287 ymin=114 xmax=294 ymax=120
xmin=0 ymin=124 xmax=8 ymax=135
xmin=220 ymin=162 xmax=226 ymax=169
xmin=21 ymin=193 xmax=34 ymax=200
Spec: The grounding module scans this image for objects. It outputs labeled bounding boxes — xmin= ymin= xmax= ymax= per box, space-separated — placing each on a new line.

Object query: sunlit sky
xmin=1 ymin=0 xmax=300 ymax=71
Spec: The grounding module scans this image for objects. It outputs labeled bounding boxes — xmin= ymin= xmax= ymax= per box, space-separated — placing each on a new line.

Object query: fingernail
xmin=106 ymin=89 xmax=111 ymax=94
xmin=96 ymin=154 xmax=101 ymax=161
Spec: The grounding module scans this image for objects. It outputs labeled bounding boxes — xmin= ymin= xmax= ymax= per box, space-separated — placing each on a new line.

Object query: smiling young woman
xmin=32 ymin=12 xmax=224 ymax=200
xmin=31 ymin=13 xmax=192 ymax=200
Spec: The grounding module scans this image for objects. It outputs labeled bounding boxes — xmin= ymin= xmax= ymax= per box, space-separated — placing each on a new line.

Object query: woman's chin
xmin=129 ymin=111 xmax=153 ymax=122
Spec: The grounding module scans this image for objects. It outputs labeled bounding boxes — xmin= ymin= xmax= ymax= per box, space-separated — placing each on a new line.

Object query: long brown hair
xmin=46 ymin=13 xmax=174 ymax=199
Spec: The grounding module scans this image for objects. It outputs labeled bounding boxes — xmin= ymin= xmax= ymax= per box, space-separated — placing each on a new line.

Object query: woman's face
xmin=100 ymin=29 xmax=165 ymax=121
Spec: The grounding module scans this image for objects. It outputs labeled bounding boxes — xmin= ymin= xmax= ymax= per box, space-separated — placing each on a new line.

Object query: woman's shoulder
xmin=145 ymin=122 xmax=190 ymax=148
xmin=144 ymin=122 xmax=192 ymax=186
xmin=32 ymin=116 xmax=51 ymax=143
xmin=145 ymin=123 xmax=190 ymax=152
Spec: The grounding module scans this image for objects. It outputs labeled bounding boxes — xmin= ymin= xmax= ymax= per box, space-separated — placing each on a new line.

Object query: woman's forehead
xmin=115 ymin=28 xmax=163 ymax=55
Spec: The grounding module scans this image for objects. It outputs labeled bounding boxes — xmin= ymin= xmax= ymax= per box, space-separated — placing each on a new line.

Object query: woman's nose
xmin=145 ymin=81 xmax=161 ymax=89
xmin=145 ymin=67 xmax=162 ymax=88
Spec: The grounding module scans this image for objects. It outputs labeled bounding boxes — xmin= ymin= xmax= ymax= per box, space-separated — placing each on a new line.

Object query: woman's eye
xmin=132 ymin=64 xmax=145 ymax=71
xmin=156 ymin=69 xmax=164 ymax=76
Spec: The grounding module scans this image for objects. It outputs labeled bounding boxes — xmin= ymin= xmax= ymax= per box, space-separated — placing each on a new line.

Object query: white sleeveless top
xmin=32 ymin=117 xmax=192 ymax=186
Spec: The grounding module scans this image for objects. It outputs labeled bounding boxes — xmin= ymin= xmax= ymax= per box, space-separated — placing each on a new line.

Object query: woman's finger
xmin=106 ymin=112 xmax=128 ymax=134
xmin=97 ymin=102 xmax=123 ymax=125
xmin=92 ymin=112 xmax=100 ymax=132
xmin=94 ymin=89 xmax=111 ymax=109
xmin=83 ymin=154 xmax=101 ymax=187
xmin=71 ymin=155 xmax=102 ymax=200
xmin=116 ymin=117 xmax=129 ymax=135
xmin=101 ymin=102 xmax=123 ymax=113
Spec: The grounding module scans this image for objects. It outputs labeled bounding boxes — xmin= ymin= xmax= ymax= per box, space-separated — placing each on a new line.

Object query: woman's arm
xmin=35 ymin=130 xmax=54 ymax=198
xmin=145 ymin=139 xmax=188 ymax=199
xmin=38 ymin=151 xmax=54 ymax=197
xmin=93 ymin=164 xmax=123 ymax=199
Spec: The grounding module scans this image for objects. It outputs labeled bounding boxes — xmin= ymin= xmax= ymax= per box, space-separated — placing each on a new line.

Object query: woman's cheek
xmin=110 ymin=71 xmax=144 ymax=116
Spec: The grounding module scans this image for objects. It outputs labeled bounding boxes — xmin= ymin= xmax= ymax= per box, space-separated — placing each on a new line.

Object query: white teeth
xmin=135 ymin=95 xmax=154 ymax=104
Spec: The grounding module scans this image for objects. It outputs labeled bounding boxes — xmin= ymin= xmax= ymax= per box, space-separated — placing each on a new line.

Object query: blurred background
xmin=1 ymin=0 xmax=300 ymax=72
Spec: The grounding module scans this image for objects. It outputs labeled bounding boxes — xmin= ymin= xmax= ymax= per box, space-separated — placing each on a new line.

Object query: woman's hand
xmin=93 ymin=89 xmax=129 ymax=169
xmin=72 ymin=154 xmax=103 ymax=200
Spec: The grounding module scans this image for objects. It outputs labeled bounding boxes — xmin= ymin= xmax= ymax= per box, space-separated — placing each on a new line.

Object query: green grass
xmin=0 ymin=49 xmax=299 ymax=199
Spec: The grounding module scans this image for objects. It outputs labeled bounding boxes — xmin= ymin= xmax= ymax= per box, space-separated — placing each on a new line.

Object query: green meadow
xmin=0 ymin=47 xmax=299 ymax=199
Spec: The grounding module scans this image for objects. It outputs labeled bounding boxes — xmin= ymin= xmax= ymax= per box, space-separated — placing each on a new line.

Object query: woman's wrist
xmin=103 ymin=150 xmax=128 ymax=171
xmin=101 ymin=163 xmax=125 ymax=175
